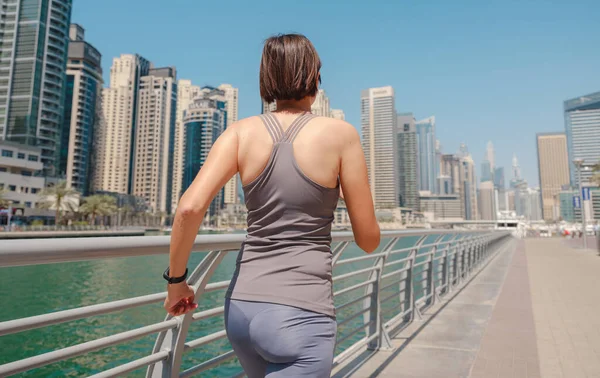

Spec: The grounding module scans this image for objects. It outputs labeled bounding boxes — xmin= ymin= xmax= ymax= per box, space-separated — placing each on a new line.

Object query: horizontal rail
xmin=180 ymin=350 xmax=237 ymax=378
xmin=0 ymin=320 xmax=178 ymax=376
xmin=0 ymin=292 xmax=166 ymax=337
xmin=87 ymin=351 xmax=170 ymax=378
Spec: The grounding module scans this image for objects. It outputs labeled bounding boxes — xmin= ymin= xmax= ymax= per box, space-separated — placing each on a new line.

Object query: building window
xmin=17 ymin=152 xmax=25 ymax=159
xmin=2 ymin=149 xmax=13 ymax=157
xmin=25 ymin=202 xmax=32 ymax=208
xmin=0 ymin=167 xmax=6 ymax=172
xmin=8 ymin=185 xmax=16 ymax=191
xmin=31 ymin=188 xmax=39 ymax=194
xmin=21 ymin=170 xmax=32 ymax=177
xmin=28 ymin=155 xmax=39 ymax=161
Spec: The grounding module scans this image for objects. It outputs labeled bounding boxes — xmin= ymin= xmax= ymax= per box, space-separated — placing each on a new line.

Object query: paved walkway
xmin=527 ymin=238 xmax=600 ymax=378
xmin=335 ymin=237 xmax=600 ymax=378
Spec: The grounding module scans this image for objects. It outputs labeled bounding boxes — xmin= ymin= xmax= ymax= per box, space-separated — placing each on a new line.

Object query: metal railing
xmin=0 ymin=229 xmax=512 ymax=377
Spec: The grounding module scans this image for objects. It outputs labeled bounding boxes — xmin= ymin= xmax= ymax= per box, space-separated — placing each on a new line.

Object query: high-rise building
xmin=330 ymin=109 xmax=345 ymax=120
xmin=564 ymin=91 xmax=600 ymax=186
xmin=218 ymin=84 xmax=240 ymax=205
xmin=59 ymin=24 xmax=102 ymax=195
xmin=478 ymin=180 xmax=496 ymax=220
xmin=416 ymin=116 xmax=437 ymax=193
xmin=361 ymin=86 xmax=398 ymax=208
xmin=95 ymin=54 xmax=151 ymax=194
xmin=480 ymin=160 xmax=492 ymax=182
xmin=494 ymin=167 xmax=505 ymax=189
xmin=397 ymin=113 xmax=419 ymax=210
xmin=311 ymin=89 xmax=330 ymax=117
xmin=132 ymin=67 xmax=177 ymax=214
xmin=171 ymin=79 xmax=201 ymax=210
xmin=419 ymin=192 xmax=463 ymax=221
xmin=183 ymin=97 xmax=226 ymax=218
xmin=485 ymin=141 xmax=495 ymax=171
xmin=516 ymin=187 xmax=542 ymax=221
xmin=440 ymin=153 xmax=478 ymax=220
xmin=536 ymin=132 xmax=570 ymax=222
xmin=0 ymin=0 xmax=73 ymax=175
xmin=261 ymin=100 xmax=277 ymax=114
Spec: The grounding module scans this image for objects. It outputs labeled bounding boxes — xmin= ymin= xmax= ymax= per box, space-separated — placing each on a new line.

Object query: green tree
xmin=80 ymin=195 xmax=117 ymax=225
xmin=38 ymin=182 xmax=79 ymax=226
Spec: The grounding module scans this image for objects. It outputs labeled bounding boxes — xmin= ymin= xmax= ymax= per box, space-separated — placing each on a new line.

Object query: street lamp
xmin=573 ymin=159 xmax=587 ymax=249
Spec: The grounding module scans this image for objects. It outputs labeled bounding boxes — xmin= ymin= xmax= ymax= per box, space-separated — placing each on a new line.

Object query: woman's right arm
xmin=338 ymin=124 xmax=380 ymax=253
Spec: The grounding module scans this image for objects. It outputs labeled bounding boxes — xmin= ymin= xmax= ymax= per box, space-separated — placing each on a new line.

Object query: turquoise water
xmin=0 ymin=234 xmax=447 ymax=377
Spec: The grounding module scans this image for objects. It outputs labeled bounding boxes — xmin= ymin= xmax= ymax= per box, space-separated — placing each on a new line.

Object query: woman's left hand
xmin=164 ymin=282 xmax=198 ymax=316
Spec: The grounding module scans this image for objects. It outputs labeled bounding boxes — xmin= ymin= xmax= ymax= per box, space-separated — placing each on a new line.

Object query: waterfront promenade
xmin=335 ymin=238 xmax=600 ymax=378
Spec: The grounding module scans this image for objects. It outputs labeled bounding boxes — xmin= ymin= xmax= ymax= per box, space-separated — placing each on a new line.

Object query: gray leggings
xmin=224 ymin=299 xmax=337 ymax=378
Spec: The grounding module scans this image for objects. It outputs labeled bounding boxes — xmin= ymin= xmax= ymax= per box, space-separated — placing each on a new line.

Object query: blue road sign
xmin=582 ymin=187 xmax=590 ymax=201
xmin=573 ymin=196 xmax=581 ymax=209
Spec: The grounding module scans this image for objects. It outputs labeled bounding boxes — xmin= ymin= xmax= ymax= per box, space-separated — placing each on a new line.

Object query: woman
xmin=163 ymin=33 xmax=380 ymax=377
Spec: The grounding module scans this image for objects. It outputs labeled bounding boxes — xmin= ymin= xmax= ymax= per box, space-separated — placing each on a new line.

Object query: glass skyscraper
xmin=183 ymin=97 xmax=226 ymax=218
xmin=0 ymin=0 xmax=73 ymax=175
xmin=416 ymin=116 xmax=438 ymax=194
xmin=397 ymin=113 xmax=419 ymax=210
xmin=564 ymin=91 xmax=600 ymax=186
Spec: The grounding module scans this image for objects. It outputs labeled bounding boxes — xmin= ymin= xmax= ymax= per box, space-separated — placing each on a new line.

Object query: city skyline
xmin=70 ymin=0 xmax=600 ymax=188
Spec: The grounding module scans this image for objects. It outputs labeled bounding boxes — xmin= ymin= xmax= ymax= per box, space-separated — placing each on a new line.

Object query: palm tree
xmin=80 ymin=195 xmax=117 ymax=225
xmin=38 ymin=182 xmax=79 ymax=226
xmin=120 ymin=204 xmax=134 ymax=227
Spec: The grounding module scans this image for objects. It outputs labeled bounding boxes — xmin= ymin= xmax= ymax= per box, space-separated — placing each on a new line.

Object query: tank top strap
xmin=283 ymin=113 xmax=317 ymax=143
xmin=259 ymin=113 xmax=284 ymax=143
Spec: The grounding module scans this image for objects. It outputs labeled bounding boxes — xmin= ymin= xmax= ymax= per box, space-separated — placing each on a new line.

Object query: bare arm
xmin=164 ymin=126 xmax=239 ymax=315
xmin=338 ymin=125 xmax=380 ymax=253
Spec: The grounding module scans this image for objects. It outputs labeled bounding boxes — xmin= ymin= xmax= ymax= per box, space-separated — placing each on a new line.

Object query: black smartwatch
xmin=163 ymin=267 xmax=188 ymax=284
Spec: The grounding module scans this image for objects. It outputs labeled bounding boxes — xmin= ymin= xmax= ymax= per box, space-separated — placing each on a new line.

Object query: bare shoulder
xmin=312 ymin=117 xmax=360 ymax=144
xmin=225 ymin=115 xmax=262 ymax=132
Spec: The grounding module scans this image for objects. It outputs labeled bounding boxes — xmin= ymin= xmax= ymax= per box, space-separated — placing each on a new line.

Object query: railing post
xmin=428 ymin=235 xmax=445 ymax=306
xmin=365 ymin=237 xmax=397 ymax=351
xmin=147 ymin=250 xmax=228 ymax=378
xmin=407 ymin=236 xmax=428 ymax=321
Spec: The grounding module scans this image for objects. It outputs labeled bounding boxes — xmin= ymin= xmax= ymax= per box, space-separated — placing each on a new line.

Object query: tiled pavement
xmin=335 ymin=237 xmax=600 ymax=378
xmin=526 ymin=239 xmax=600 ymax=378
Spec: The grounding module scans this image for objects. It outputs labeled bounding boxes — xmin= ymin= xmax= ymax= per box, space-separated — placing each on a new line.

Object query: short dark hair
xmin=260 ymin=34 xmax=321 ymax=103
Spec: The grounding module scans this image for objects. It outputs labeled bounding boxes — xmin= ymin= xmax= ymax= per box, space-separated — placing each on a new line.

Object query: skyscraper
xmin=361 ymin=86 xmax=398 ymax=208
xmin=132 ymin=67 xmax=177 ymax=214
xmin=478 ymin=180 xmax=496 ymax=220
xmin=0 ymin=0 xmax=73 ymax=175
xmin=310 ymin=89 xmax=330 ymax=117
xmin=397 ymin=113 xmax=419 ymax=210
xmin=485 ymin=141 xmax=495 ymax=171
xmin=416 ymin=116 xmax=437 ymax=193
xmin=171 ymin=79 xmax=201 ymax=210
xmin=440 ymin=153 xmax=478 ymax=220
xmin=261 ymin=100 xmax=277 ymax=113
xmin=330 ymin=109 xmax=345 ymax=120
xmin=481 ymin=160 xmax=492 ymax=182
xmin=564 ymin=91 xmax=600 ymax=186
xmin=183 ymin=97 xmax=226 ymax=218
xmin=218 ymin=84 xmax=240 ymax=205
xmin=494 ymin=167 xmax=505 ymax=189
xmin=536 ymin=132 xmax=570 ymax=222
xmin=59 ymin=24 xmax=102 ymax=195
xmin=94 ymin=54 xmax=150 ymax=194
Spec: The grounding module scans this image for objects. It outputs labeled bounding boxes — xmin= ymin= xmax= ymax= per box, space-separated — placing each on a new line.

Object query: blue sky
xmin=73 ymin=0 xmax=600 ymax=187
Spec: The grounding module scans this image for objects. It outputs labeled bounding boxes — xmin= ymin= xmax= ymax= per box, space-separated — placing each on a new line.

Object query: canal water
xmin=0 ymin=233 xmax=442 ymax=377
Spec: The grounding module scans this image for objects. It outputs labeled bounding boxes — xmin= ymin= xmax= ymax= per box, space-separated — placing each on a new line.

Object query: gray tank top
xmin=226 ymin=112 xmax=340 ymax=317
